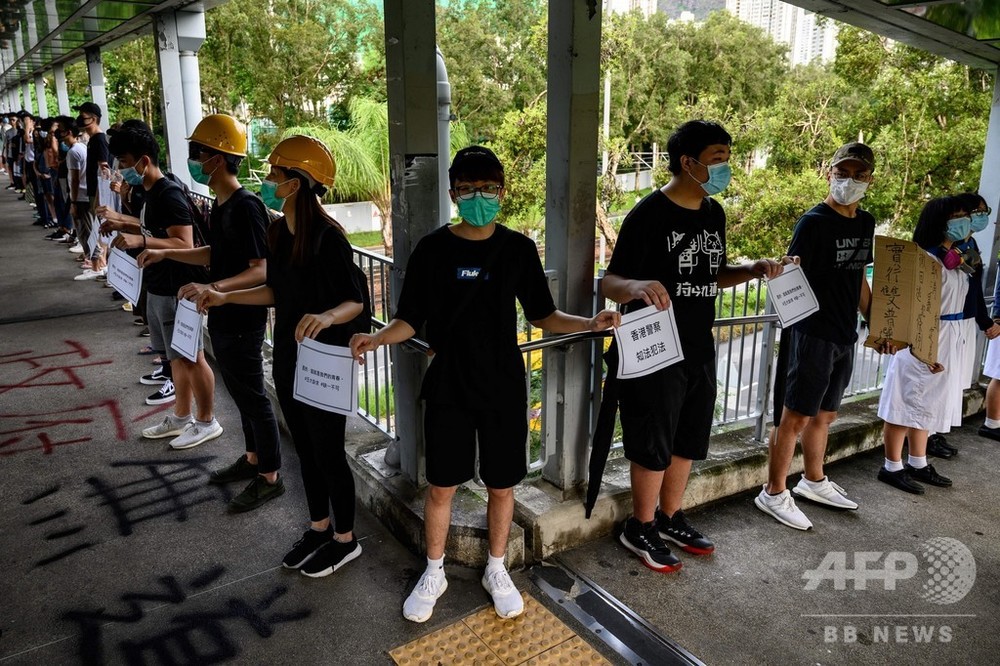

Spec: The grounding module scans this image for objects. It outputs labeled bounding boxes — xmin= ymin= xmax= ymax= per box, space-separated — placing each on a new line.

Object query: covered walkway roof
xmin=0 ymin=0 xmax=218 ymax=88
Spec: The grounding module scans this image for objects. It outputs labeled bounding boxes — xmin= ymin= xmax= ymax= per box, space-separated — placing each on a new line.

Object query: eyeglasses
xmin=454 ymin=184 xmax=502 ymax=200
xmin=973 ymin=207 xmax=992 ymax=216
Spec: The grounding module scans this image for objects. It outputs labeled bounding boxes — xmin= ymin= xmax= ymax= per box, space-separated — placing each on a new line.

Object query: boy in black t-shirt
xmin=604 ymin=121 xmax=790 ymax=573
xmin=104 ymin=124 xmax=223 ymax=452
xmin=351 ymin=146 xmax=619 ymax=623
xmin=757 ymin=143 xmax=878 ymax=531
xmin=138 ymin=114 xmax=283 ymax=514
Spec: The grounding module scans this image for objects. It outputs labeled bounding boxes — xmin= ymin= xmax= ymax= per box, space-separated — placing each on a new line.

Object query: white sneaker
xmin=481 ymin=567 xmax=524 ymax=619
xmin=792 ymin=475 xmax=858 ymax=510
xmin=68 ymin=243 xmax=84 ymax=254
xmin=142 ymin=413 xmax=193 ymax=439
xmin=755 ymin=485 xmax=813 ymax=531
xmin=403 ymin=571 xmax=448 ymax=623
xmin=73 ymin=268 xmax=106 ymax=281
xmin=169 ymin=418 xmax=224 ymax=450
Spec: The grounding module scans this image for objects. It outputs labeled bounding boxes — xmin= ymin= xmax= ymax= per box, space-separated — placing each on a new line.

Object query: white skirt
xmin=877 ymin=320 xmax=965 ymax=433
xmin=984 ymin=335 xmax=1000 ymax=379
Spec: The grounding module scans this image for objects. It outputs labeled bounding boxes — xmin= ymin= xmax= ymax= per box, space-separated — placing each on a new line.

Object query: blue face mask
xmin=946 ymin=216 xmax=972 ymax=242
xmin=260 ymin=179 xmax=289 ymax=211
xmin=691 ymin=159 xmax=732 ymax=195
xmin=456 ymin=193 xmax=501 ymax=227
xmin=119 ymin=166 xmax=143 ymax=186
xmin=970 ymin=211 xmax=990 ymax=233
xmin=59 ymin=141 xmax=69 ymax=152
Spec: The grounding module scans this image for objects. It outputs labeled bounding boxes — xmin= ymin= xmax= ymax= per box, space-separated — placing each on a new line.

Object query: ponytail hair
xmin=267 ymin=167 xmax=346 ymax=266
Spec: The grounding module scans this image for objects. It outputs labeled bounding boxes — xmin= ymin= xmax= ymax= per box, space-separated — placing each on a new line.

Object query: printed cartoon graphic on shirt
xmin=666 ymin=230 xmax=686 ymax=253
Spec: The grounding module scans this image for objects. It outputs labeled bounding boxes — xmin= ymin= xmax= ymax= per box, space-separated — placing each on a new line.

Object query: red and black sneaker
xmin=656 ymin=509 xmax=715 ymax=555
xmin=618 ymin=517 xmax=682 ymax=573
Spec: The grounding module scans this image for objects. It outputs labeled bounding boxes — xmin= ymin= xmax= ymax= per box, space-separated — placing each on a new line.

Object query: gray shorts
xmin=147 ymin=293 xmax=202 ymax=362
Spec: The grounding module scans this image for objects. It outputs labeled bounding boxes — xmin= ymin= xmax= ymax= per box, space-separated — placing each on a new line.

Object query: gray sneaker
xmin=169 ymin=418 xmax=223 ymax=450
xmin=141 ymin=414 xmax=193 ymax=439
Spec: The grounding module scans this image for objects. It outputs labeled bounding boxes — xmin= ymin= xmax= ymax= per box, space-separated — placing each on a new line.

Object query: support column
xmin=542 ymin=0 xmax=603 ymax=492
xmin=972 ymin=68 xmax=1000 ymax=385
xmin=54 ymin=64 xmax=70 ymax=115
xmin=154 ymin=13 xmax=192 ymax=188
xmin=384 ymin=0 xmax=441 ymax=485
xmin=34 ymin=74 xmax=47 ymax=116
xmin=175 ymin=10 xmax=206 ymax=139
xmin=22 ymin=81 xmax=33 ymax=115
xmin=85 ymin=48 xmax=108 ymax=129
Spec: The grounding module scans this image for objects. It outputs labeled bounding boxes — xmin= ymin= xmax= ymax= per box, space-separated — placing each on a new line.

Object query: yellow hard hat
xmin=268 ymin=135 xmax=336 ymax=188
xmin=187 ymin=114 xmax=247 ymax=157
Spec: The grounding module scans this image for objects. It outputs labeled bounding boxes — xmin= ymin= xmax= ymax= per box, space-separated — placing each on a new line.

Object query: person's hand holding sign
xmin=137 ymin=249 xmax=163 ymax=268
xmin=588 ymin=309 xmax=621 ymax=332
xmin=196 ymin=289 xmax=225 ymax=314
xmin=112 ymin=233 xmax=144 ymax=251
xmin=177 ymin=282 xmax=213 ymax=302
xmin=295 ymin=313 xmax=337 ymax=343
xmin=625 ymin=280 xmax=671 ymax=311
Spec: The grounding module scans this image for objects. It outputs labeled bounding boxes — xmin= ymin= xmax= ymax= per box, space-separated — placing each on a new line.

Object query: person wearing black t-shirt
xmin=757 ymin=142 xmax=879 ymax=531
xmin=74 ymin=102 xmax=110 ymax=276
xmin=104 ymin=124 xmax=222 ymax=451
xmin=604 ymin=121 xmax=789 ymax=574
xmin=141 ymin=114 xmax=283 ymax=515
xmin=199 ymin=136 xmax=367 ymax=578
xmin=350 ymin=146 xmax=619 ymax=623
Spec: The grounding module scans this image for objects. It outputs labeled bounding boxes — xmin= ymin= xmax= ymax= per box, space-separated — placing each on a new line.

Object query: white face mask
xmin=830 ymin=177 xmax=869 ymax=205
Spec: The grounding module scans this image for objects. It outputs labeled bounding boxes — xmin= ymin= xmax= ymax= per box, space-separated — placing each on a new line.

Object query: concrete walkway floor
xmin=2 ymin=184 xmax=998 ymax=665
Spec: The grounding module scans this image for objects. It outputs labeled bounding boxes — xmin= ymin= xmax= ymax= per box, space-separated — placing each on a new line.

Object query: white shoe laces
xmin=485 ymin=568 xmax=516 ymax=595
xmin=415 ymin=571 xmax=445 ymax=598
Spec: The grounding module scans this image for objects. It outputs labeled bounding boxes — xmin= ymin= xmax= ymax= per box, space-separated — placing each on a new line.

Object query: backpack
xmin=163 ymin=172 xmax=212 ymax=248
xmin=315 ymin=223 xmax=373 ymax=336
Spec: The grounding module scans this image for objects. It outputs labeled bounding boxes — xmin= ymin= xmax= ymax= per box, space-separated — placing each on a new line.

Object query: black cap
xmin=448 ymin=145 xmax=504 ymax=185
xmin=74 ymin=102 xmax=102 ymax=118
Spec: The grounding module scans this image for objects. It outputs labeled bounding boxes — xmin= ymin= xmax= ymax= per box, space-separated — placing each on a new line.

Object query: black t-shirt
xmin=141 ymin=177 xmax=200 ymax=296
xmin=608 ymin=190 xmax=727 ymax=362
xmin=788 ymin=202 xmax=875 ymax=345
xmin=266 ymin=219 xmax=365 ymax=367
xmin=85 ymin=132 xmax=109 ymax=198
xmin=208 ymin=189 xmax=270 ymax=332
xmin=393 ymin=224 xmax=557 ymax=407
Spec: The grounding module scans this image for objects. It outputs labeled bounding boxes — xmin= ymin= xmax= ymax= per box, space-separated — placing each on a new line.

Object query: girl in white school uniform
xmin=877 ymin=196 xmax=971 ymax=494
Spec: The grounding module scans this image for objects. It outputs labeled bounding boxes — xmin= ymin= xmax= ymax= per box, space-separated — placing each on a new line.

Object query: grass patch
xmin=348 ymin=230 xmax=383 ymax=248
xmin=359 ymin=381 xmax=394 ymax=418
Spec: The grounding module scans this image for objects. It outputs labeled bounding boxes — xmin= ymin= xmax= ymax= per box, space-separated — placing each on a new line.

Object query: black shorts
xmin=423 ymin=402 xmax=528 ymax=488
xmin=618 ymin=358 xmax=716 ymax=471
xmin=774 ymin=327 xmax=855 ymax=425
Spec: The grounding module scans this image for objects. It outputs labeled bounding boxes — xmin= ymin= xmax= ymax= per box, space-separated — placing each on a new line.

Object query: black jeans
xmin=209 ymin=326 xmax=281 ymax=473
xmin=273 ymin=352 xmax=355 ymax=532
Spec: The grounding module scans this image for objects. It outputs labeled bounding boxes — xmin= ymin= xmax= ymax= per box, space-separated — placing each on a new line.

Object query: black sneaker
xmin=145 ymin=379 xmax=176 ymax=405
xmin=282 ymin=528 xmax=333 ymax=569
xmin=656 ymin=509 xmax=715 ymax=555
xmin=140 ymin=366 xmax=169 ymax=385
xmin=978 ymin=424 xmax=1000 ymax=442
xmin=877 ymin=467 xmax=925 ymax=495
xmin=227 ymin=476 xmax=285 ymax=513
xmin=300 ymin=538 xmax=363 ymax=578
xmin=209 ymin=454 xmax=259 ymax=484
xmin=618 ymin=517 xmax=682 ymax=573
xmin=906 ymin=464 xmax=952 ymax=488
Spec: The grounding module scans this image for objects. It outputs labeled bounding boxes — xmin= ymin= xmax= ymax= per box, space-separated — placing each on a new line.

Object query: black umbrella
xmin=585 ymin=343 xmax=620 ymax=518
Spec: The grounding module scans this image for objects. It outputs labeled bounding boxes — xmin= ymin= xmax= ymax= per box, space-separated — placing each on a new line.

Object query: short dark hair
xmin=667 ymin=120 xmax=732 ymax=175
xmin=913 ymin=195 xmax=966 ymax=250
xmin=956 ymin=191 xmax=988 ymax=213
xmin=109 ymin=124 xmax=160 ymax=166
xmin=448 ymin=145 xmax=504 ymax=188
xmin=53 ymin=115 xmax=77 ymax=136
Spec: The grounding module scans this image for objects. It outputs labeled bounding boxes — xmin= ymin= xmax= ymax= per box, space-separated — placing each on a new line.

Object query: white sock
xmin=908 ymin=455 xmax=927 ymax=469
xmin=486 ymin=553 xmax=506 ymax=573
xmin=985 ymin=418 xmax=1000 ymax=429
xmin=802 ymin=475 xmax=827 ymax=488
xmin=884 ymin=458 xmax=904 ymax=473
xmin=196 ymin=417 xmax=215 ymax=426
xmin=425 ymin=555 xmax=445 ymax=577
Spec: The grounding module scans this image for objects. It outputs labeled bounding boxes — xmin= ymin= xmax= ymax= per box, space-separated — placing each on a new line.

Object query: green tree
xmin=489 ymin=100 xmax=547 ymax=233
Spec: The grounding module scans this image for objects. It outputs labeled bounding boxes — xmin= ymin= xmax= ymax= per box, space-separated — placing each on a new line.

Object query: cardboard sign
xmin=614 ymin=304 xmax=684 ymax=379
xmin=864 ymin=236 xmax=941 ymax=364
xmin=766 ymin=263 xmax=820 ymax=327
xmin=293 ymin=338 xmax=359 ymax=416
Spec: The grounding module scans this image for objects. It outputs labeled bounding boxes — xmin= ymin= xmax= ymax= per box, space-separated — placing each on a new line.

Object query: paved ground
xmin=3 ymin=184 xmax=998 ymax=666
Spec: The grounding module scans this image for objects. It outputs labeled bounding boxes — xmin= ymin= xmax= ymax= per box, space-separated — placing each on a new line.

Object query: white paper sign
xmin=293 ymin=338 xmax=359 ymax=416
xmin=766 ymin=263 xmax=820 ymax=328
xmin=614 ymin=304 xmax=684 ymax=379
xmin=106 ymin=247 xmax=143 ymax=305
xmin=170 ymin=298 xmax=203 ymax=363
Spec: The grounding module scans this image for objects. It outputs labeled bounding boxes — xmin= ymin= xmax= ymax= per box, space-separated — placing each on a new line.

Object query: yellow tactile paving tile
xmin=389 ymin=593 xmax=611 ymax=666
